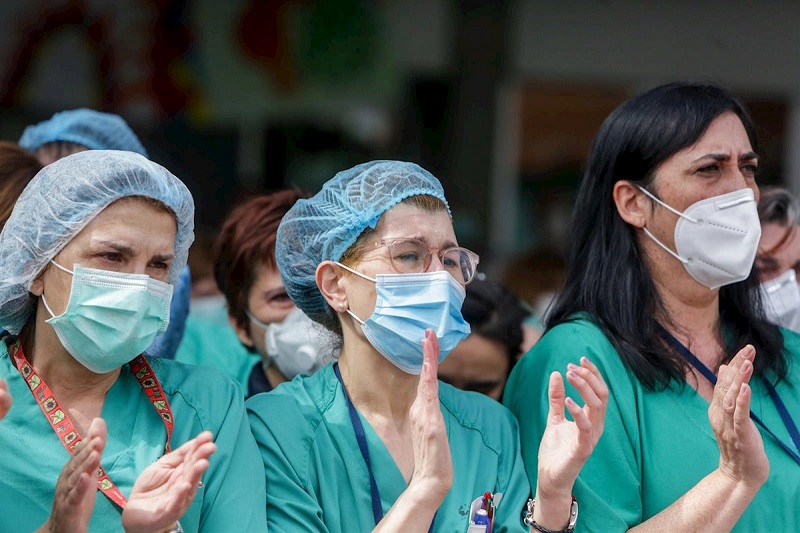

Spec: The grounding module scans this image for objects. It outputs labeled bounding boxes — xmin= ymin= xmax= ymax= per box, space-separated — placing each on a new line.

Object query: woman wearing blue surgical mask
xmin=504 ymin=83 xmax=800 ymax=531
xmin=210 ymin=190 xmax=331 ymax=398
xmin=247 ymin=161 xmax=608 ymax=532
xmin=0 ymin=151 xmax=266 ymax=532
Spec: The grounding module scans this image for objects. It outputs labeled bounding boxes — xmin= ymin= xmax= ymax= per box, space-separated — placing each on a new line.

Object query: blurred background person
xmin=0 ymin=141 xmax=42 ymax=230
xmin=177 ymin=190 xmax=331 ymax=397
xmin=17 ymin=108 xmax=190 ymax=361
xmin=757 ymin=187 xmax=800 ymax=332
xmin=19 ymin=108 xmax=149 ymax=164
xmin=0 ymin=150 xmax=266 ymax=531
xmin=438 ymin=272 xmax=530 ymax=401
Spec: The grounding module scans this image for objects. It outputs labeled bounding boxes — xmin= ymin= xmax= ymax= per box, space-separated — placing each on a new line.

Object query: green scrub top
xmin=247 ymin=364 xmax=532 ymax=532
xmin=503 ymin=317 xmax=800 ymax=532
xmin=0 ymin=340 xmax=267 ymax=532
xmin=174 ymin=316 xmax=261 ymax=388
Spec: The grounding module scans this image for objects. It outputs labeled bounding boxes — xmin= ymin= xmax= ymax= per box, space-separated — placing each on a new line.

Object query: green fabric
xmin=0 ymin=341 xmax=267 ymax=532
xmin=174 ymin=316 xmax=260 ymax=388
xmin=503 ymin=317 xmax=800 ymax=532
xmin=247 ymin=364 xmax=532 ymax=532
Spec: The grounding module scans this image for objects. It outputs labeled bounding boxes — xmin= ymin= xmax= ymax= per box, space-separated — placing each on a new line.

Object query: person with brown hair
xmin=177 ymin=190 xmax=331 ymax=397
xmin=0 ymin=141 xmax=43 ymax=230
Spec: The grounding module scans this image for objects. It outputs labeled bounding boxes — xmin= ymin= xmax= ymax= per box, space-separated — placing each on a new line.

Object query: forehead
xmin=675 ymin=112 xmax=752 ymax=157
xmin=374 ymin=202 xmax=455 ymax=241
xmin=68 ymin=198 xmax=177 ymax=249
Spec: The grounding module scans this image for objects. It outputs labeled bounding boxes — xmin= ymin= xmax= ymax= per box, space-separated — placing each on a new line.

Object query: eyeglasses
xmin=362 ymin=238 xmax=480 ymax=285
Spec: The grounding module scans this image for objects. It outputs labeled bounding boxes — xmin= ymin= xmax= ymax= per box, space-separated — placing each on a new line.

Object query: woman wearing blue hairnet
xmin=0 ymin=151 xmax=267 ymax=532
xmin=247 ymin=161 xmax=608 ymax=532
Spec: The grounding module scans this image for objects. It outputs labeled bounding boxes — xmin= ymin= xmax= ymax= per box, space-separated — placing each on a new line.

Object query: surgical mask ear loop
xmin=636 ymin=186 xmax=692 ymax=265
xmin=41 ymin=260 xmax=76 ymax=319
xmin=333 ymin=262 xmax=375 ymax=326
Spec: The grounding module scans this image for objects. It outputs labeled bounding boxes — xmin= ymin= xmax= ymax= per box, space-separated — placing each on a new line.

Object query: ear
xmin=230 ymin=315 xmax=255 ymax=348
xmin=613 ymin=180 xmax=649 ymax=229
xmin=316 ymin=260 xmax=348 ymax=314
xmin=29 ymin=266 xmax=48 ymax=296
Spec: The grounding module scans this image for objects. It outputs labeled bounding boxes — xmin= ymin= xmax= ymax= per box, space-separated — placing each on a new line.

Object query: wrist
xmin=530 ymin=489 xmax=576 ymax=532
xmin=524 ymin=495 xmax=578 ymax=533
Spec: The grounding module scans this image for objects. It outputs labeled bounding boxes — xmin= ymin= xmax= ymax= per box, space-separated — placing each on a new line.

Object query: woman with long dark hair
xmin=504 ymin=82 xmax=800 ymax=531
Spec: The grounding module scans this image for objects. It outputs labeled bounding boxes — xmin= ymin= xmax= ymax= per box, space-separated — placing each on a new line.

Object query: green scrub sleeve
xmin=197 ymin=379 xmax=268 ymax=531
xmin=503 ymin=318 xmax=643 ymax=532
xmin=247 ymin=393 xmax=329 ymax=532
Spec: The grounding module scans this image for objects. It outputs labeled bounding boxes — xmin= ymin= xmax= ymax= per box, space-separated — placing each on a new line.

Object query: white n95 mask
xmin=43 ymin=262 xmax=173 ymax=373
xmin=638 ymin=187 xmax=761 ymax=289
xmin=248 ymin=307 xmax=329 ymax=379
xmin=761 ymin=269 xmax=800 ymax=332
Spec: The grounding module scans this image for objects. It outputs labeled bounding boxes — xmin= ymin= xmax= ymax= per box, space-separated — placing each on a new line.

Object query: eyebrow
xmin=91 ymin=240 xmax=174 ymax=262
xmin=398 ymin=235 xmax=459 ymax=250
xmin=692 ymin=151 xmax=759 ymax=163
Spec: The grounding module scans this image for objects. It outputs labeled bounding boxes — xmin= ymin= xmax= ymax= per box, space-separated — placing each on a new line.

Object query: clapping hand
xmin=121 ymin=431 xmax=217 ymax=533
xmin=408 ymin=329 xmax=453 ymax=500
xmin=0 ymin=378 xmax=10 ymax=420
xmin=37 ymin=418 xmax=107 ymax=533
xmin=708 ymin=345 xmax=769 ymax=489
xmin=534 ymin=357 xmax=607 ymax=527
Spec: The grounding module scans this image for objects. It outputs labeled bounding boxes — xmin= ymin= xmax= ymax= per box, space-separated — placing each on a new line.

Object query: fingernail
xmin=567 ymin=370 xmax=577 ymax=379
xmin=565 ymin=397 xmax=575 ymax=407
xmin=567 ymin=363 xmax=577 ymax=370
xmin=740 ymin=360 xmax=751 ymax=373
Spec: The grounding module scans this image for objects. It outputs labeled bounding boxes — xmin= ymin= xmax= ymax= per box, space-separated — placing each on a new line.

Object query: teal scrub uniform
xmin=503 ymin=317 xmax=800 ymax=532
xmin=247 ymin=364 xmax=532 ymax=532
xmin=174 ymin=316 xmax=260 ymax=388
xmin=0 ymin=340 xmax=267 ymax=532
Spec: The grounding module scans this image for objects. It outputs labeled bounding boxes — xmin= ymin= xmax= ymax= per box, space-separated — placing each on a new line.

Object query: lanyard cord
xmin=658 ymin=327 xmax=800 ymax=466
xmin=10 ymin=340 xmax=176 ymax=508
xmin=332 ymin=363 xmax=437 ymax=531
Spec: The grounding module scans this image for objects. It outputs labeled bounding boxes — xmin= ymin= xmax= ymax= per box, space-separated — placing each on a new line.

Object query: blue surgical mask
xmin=42 ymin=261 xmax=173 ymax=373
xmin=336 ymin=263 xmax=470 ymax=374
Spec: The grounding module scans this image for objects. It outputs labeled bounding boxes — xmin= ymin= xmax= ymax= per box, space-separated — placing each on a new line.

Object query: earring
xmin=339 ymin=302 xmax=346 ymax=310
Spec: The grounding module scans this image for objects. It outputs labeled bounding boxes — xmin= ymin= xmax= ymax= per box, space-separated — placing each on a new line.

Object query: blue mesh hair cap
xmin=0 ymin=150 xmax=194 ymax=334
xmin=19 ymin=108 xmax=148 ymax=157
xmin=276 ymin=160 xmax=450 ymax=325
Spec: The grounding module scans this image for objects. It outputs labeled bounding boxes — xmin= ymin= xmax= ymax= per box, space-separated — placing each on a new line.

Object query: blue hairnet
xmin=276 ymin=160 xmax=450 ymax=325
xmin=19 ymin=108 xmax=148 ymax=157
xmin=145 ymin=265 xmax=192 ymax=359
xmin=0 ymin=150 xmax=194 ymax=334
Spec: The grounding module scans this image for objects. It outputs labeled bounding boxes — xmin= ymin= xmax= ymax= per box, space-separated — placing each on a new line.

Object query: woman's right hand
xmin=708 ymin=344 xmax=769 ymax=489
xmin=37 ymin=418 xmax=108 ymax=533
xmin=408 ymin=329 xmax=453 ymax=500
xmin=0 ymin=378 xmax=11 ymax=421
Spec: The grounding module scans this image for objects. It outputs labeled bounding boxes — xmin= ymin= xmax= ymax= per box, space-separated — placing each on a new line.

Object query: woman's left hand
xmin=533 ymin=357 xmax=608 ymax=527
xmin=121 ymin=431 xmax=217 ymax=533
xmin=0 ymin=378 xmax=11 ymax=421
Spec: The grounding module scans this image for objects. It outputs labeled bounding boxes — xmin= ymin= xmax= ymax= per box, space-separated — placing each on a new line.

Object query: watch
xmin=522 ymin=496 xmax=578 ymax=533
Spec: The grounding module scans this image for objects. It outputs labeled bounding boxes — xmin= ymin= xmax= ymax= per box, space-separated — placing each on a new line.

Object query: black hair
xmin=462 ymin=274 xmax=529 ymax=373
xmin=547 ymin=82 xmax=787 ymax=390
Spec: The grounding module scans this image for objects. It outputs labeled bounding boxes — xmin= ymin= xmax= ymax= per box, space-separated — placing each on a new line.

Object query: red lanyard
xmin=10 ymin=340 xmax=175 ymax=509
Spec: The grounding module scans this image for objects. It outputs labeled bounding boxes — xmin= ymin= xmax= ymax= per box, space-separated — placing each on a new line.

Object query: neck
xmin=647 ymin=251 xmax=724 ymax=368
xmin=337 ymin=323 xmax=418 ymax=422
xmin=264 ymin=362 xmax=288 ymax=388
xmin=25 ymin=303 xmax=120 ymax=406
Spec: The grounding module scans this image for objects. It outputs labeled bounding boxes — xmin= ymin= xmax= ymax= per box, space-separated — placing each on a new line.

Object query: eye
xmin=740 ymin=164 xmax=758 ymax=178
xmin=697 ymin=163 xmax=720 ymax=174
xmin=99 ymin=252 xmax=122 ymax=262
xmin=395 ymin=251 xmax=423 ymax=264
xmin=151 ymin=261 xmax=170 ymax=271
xmin=269 ymin=292 xmax=293 ymax=305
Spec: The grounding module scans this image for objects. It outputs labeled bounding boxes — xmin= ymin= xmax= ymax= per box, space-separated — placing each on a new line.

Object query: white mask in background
xmin=247 ymin=307 xmax=330 ymax=379
xmin=760 ymin=269 xmax=800 ymax=333
xmin=189 ymin=294 xmax=229 ymax=326
xmin=638 ymin=187 xmax=761 ymax=289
